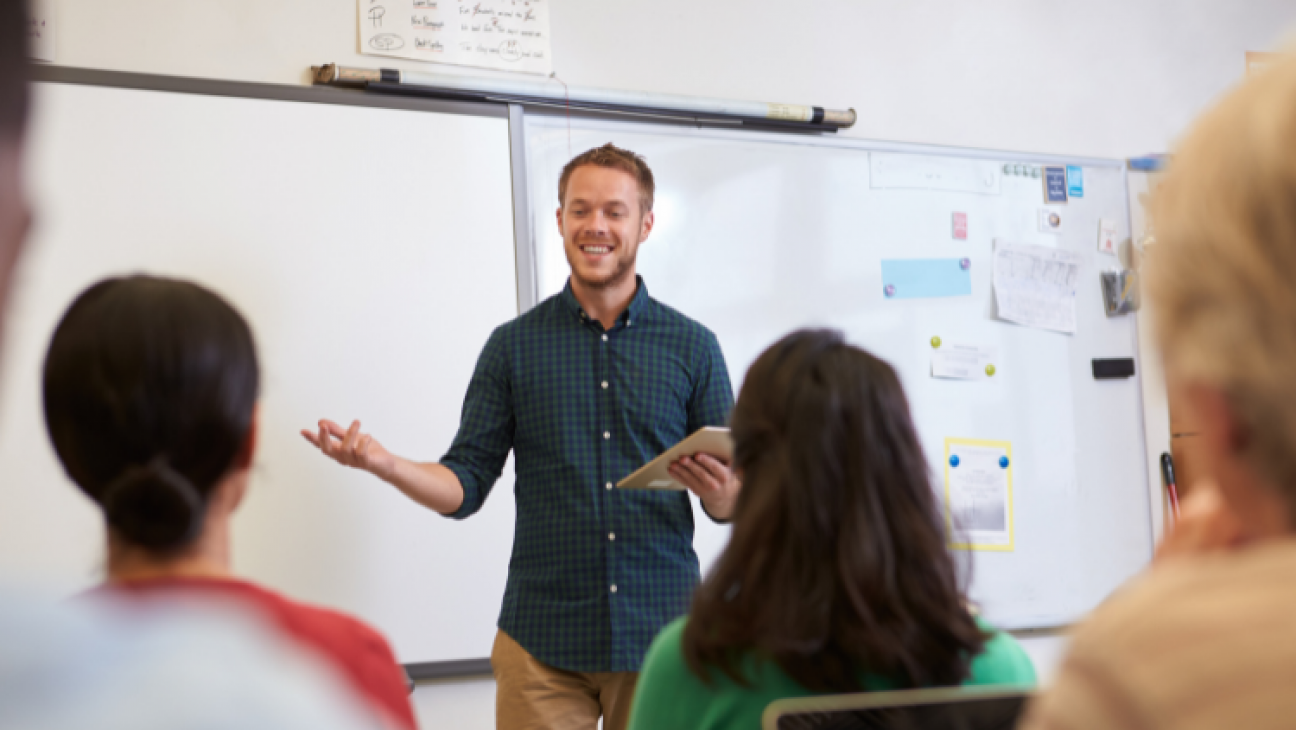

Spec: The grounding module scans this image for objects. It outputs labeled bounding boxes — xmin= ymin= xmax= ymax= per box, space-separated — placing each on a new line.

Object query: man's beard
xmin=567 ymin=241 xmax=637 ymax=291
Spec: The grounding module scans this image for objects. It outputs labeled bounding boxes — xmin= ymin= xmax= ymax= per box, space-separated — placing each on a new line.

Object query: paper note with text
xmin=359 ymin=0 xmax=552 ymax=75
xmin=931 ymin=343 xmax=997 ymax=380
xmin=993 ymin=241 xmax=1083 ymax=334
xmin=945 ymin=438 xmax=1014 ymax=551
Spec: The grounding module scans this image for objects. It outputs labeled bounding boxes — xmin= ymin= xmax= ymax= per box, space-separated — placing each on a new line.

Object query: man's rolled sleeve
xmin=687 ymin=331 xmax=735 ymax=525
xmin=441 ymin=327 xmax=515 ymax=520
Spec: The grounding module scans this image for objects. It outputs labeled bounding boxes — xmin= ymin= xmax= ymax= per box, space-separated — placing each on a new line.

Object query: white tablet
xmin=616 ymin=427 xmax=734 ymax=490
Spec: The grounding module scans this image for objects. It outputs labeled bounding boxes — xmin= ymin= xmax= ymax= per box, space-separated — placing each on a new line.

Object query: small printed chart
xmin=359 ymin=0 xmax=553 ymax=75
xmin=945 ymin=438 xmax=1014 ymax=551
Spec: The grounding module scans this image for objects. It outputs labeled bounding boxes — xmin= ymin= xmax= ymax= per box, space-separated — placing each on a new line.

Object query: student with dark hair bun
xmin=42 ymin=275 xmax=417 ymax=730
xmin=628 ymin=329 xmax=1035 ymax=730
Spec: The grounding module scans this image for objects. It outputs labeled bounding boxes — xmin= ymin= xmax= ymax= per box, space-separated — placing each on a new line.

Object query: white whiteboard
xmin=525 ymin=116 xmax=1154 ymax=630
xmin=0 ymin=80 xmax=519 ymax=665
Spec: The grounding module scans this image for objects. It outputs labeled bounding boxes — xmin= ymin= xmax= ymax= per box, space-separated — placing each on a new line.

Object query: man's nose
xmin=587 ymin=211 xmax=610 ymax=233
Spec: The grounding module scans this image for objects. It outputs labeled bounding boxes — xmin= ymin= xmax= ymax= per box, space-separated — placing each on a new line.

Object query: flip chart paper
xmin=945 ymin=438 xmax=1014 ymax=551
xmin=881 ymin=259 xmax=972 ymax=300
xmin=359 ymin=0 xmax=553 ymax=75
xmin=993 ymin=241 xmax=1083 ymax=334
xmin=932 ymin=343 xmax=997 ymax=380
xmin=26 ymin=0 xmax=54 ymax=62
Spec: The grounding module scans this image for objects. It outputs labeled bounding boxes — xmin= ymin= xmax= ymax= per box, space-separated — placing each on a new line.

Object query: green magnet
xmin=985 ymin=364 xmax=997 ymax=377
xmin=930 ymin=336 xmax=942 ymax=348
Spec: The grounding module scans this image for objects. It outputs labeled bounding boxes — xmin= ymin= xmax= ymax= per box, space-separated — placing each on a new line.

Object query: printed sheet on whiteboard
xmin=359 ymin=0 xmax=553 ymax=75
xmin=992 ymin=240 xmax=1084 ymax=334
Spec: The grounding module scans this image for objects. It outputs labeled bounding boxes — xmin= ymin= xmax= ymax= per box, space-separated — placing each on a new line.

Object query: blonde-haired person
xmin=1021 ymin=50 xmax=1296 ymax=730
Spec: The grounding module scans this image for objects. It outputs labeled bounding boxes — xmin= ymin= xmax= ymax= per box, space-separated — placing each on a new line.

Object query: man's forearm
xmin=381 ymin=458 xmax=466 ymax=516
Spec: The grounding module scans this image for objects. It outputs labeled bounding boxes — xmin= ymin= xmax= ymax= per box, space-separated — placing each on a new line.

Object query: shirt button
xmin=627 ymin=320 xmax=632 ymax=327
xmin=601 ymin=334 xmax=608 ymax=342
xmin=601 ymin=381 xmax=608 ymax=389
xmin=610 ymin=584 xmax=618 ymax=594
xmin=609 ymin=532 xmax=616 ymax=541
xmin=605 ymin=482 xmax=613 ymax=490
xmin=603 ymin=431 xmax=610 ymax=440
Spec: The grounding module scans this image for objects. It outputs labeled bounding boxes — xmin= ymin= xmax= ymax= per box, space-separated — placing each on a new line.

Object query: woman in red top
xmin=42 ymin=275 xmax=417 ymax=730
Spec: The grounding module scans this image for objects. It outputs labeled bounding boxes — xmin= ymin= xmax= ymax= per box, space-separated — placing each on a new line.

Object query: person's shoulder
xmin=644 ymin=296 xmax=714 ymax=337
xmin=967 ymin=617 xmax=1037 ymax=687
xmin=1075 ymin=541 xmax=1296 ymax=657
xmin=642 ymin=616 xmax=690 ymax=674
xmin=257 ymin=587 xmax=394 ymax=653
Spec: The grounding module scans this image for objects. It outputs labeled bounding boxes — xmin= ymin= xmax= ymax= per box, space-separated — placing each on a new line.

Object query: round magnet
xmin=884 ymin=284 xmax=896 ymax=298
xmin=985 ymin=364 xmax=996 ymax=377
xmin=1031 ymin=167 xmax=1041 ymax=178
xmin=999 ymin=455 xmax=1010 ymax=468
xmin=959 ymin=258 xmax=971 ymax=270
xmin=931 ymin=336 xmax=942 ymax=348
xmin=1002 ymin=163 xmax=1012 ymax=174
xmin=949 ymin=455 xmax=960 ymax=467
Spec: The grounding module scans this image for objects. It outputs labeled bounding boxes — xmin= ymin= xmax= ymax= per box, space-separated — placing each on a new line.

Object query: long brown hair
xmin=682 ymin=329 xmax=986 ymax=692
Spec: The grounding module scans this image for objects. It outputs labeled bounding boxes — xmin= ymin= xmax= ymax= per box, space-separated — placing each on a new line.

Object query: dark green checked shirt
xmin=441 ymin=277 xmax=734 ymax=673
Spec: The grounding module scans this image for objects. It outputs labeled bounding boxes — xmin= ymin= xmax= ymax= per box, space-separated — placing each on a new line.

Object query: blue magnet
xmin=949 ymin=455 xmax=960 ymax=467
xmin=959 ymin=257 xmax=971 ymax=270
xmin=999 ymin=455 xmax=1009 ymax=468
xmin=884 ymin=284 xmax=896 ymax=298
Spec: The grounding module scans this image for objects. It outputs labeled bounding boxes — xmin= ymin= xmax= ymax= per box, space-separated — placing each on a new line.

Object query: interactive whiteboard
xmin=524 ymin=115 xmax=1153 ymax=630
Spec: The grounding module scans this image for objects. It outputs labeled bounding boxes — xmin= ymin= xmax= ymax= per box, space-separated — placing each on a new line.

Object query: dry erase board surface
xmin=0 ymin=81 xmax=518 ymax=665
xmin=525 ymin=117 xmax=1152 ymax=630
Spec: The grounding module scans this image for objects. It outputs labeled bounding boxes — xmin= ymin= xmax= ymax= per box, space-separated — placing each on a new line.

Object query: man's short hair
xmin=557 ymin=143 xmax=655 ymax=213
xmin=0 ymin=0 xmax=31 ymax=138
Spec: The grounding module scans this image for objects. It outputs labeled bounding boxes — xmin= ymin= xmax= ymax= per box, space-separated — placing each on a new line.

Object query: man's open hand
xmin=301 ymin=419 xmax=396 ymax=481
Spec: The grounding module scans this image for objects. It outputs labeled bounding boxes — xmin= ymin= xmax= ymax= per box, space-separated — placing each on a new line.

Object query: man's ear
xmin=555 ymin=206 xmax=565 ymax=237
xmin=1187 ymin=384 xmax=1248 ymax=456
xmin=639 ymin=209 xmax=655 ymax=243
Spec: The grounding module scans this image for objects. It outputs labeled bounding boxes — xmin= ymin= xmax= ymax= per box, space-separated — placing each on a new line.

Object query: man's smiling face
xmin=557 ymin=165 xmax=653 ymax=292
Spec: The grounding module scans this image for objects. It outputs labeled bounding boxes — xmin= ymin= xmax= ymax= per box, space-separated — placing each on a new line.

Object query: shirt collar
xmin=561 ymin=276 xmax=651 ymax=326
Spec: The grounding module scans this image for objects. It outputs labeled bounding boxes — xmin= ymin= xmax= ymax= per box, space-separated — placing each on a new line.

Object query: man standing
xmin=305 ymin=143 xmax=740 ymax=730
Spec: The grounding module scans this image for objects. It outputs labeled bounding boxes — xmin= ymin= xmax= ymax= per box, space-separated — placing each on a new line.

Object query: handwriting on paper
xmin=358 ymin=0 xmax=552 ymax=75
xmin=992 ymin=241 xmax=1084 ymax=334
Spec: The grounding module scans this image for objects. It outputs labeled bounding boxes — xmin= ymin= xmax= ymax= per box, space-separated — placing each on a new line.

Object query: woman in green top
xmin=630 ymin=330 xmax=1036 ymax=730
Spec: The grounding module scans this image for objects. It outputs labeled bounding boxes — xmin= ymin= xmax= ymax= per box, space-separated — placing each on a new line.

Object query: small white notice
xmin=26 ymin=0 xmax=55 ymax=62
xmin=993 ymin=240 xmax=1084 ymax=334
xmin=945 ymin=438 xmax=1014 ymax=551
xmin=358 ymin=0 xmax=552 ymax=75
xmin=1097 ymin=218 xmax=1119 ymax=255
xmin=931 ymin=342 xmax=997 ymax=380
xmin=870 ymin=153 xmax=1001 ymax=195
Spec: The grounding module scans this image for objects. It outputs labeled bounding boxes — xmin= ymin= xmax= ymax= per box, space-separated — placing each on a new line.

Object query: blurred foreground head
xmin=684 ymin=329 xmax=984 ymax=692
xmin=1150 ymin=51 xmax=1296 ymax=527
xmin=43 ymin=276 xmax=259 ymax=554
xmin=0 ymin=0 xmax=33 ymax=339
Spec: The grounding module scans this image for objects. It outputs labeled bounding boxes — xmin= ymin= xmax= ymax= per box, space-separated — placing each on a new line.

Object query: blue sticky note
xmin=1043 ymin=166 xmax=1068 ymax=203
xmin=881 ymin=259 xmax=972 ymax=299
xmin=1066 ymin=165 xmax=1084 ymax=198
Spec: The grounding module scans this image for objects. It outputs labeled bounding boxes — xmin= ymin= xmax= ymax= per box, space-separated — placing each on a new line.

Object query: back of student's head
xmin=683 ymin=329 xmax=984 ymax=692
xmin=1150 ymin=51 xmax=1296 ymax=512
xmin=43 ymin=276 xmax=259 ymax=552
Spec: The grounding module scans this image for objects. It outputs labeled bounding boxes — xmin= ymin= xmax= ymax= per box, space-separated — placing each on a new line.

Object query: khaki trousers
xmin=491 ymin=630 xmax=639 ymax=730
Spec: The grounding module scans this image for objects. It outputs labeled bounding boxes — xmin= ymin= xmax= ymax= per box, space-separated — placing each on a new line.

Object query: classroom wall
xmin=32 ymin=1 xmax=1296 ymax=727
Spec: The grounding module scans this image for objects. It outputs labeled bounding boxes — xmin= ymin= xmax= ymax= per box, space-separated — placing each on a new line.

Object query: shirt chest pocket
xmin=617 ymin=357 xmax=691 ymax=446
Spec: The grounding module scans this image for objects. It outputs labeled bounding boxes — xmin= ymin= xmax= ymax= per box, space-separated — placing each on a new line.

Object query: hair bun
xmin=102 ymin=457 xmax=205 ymax=551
